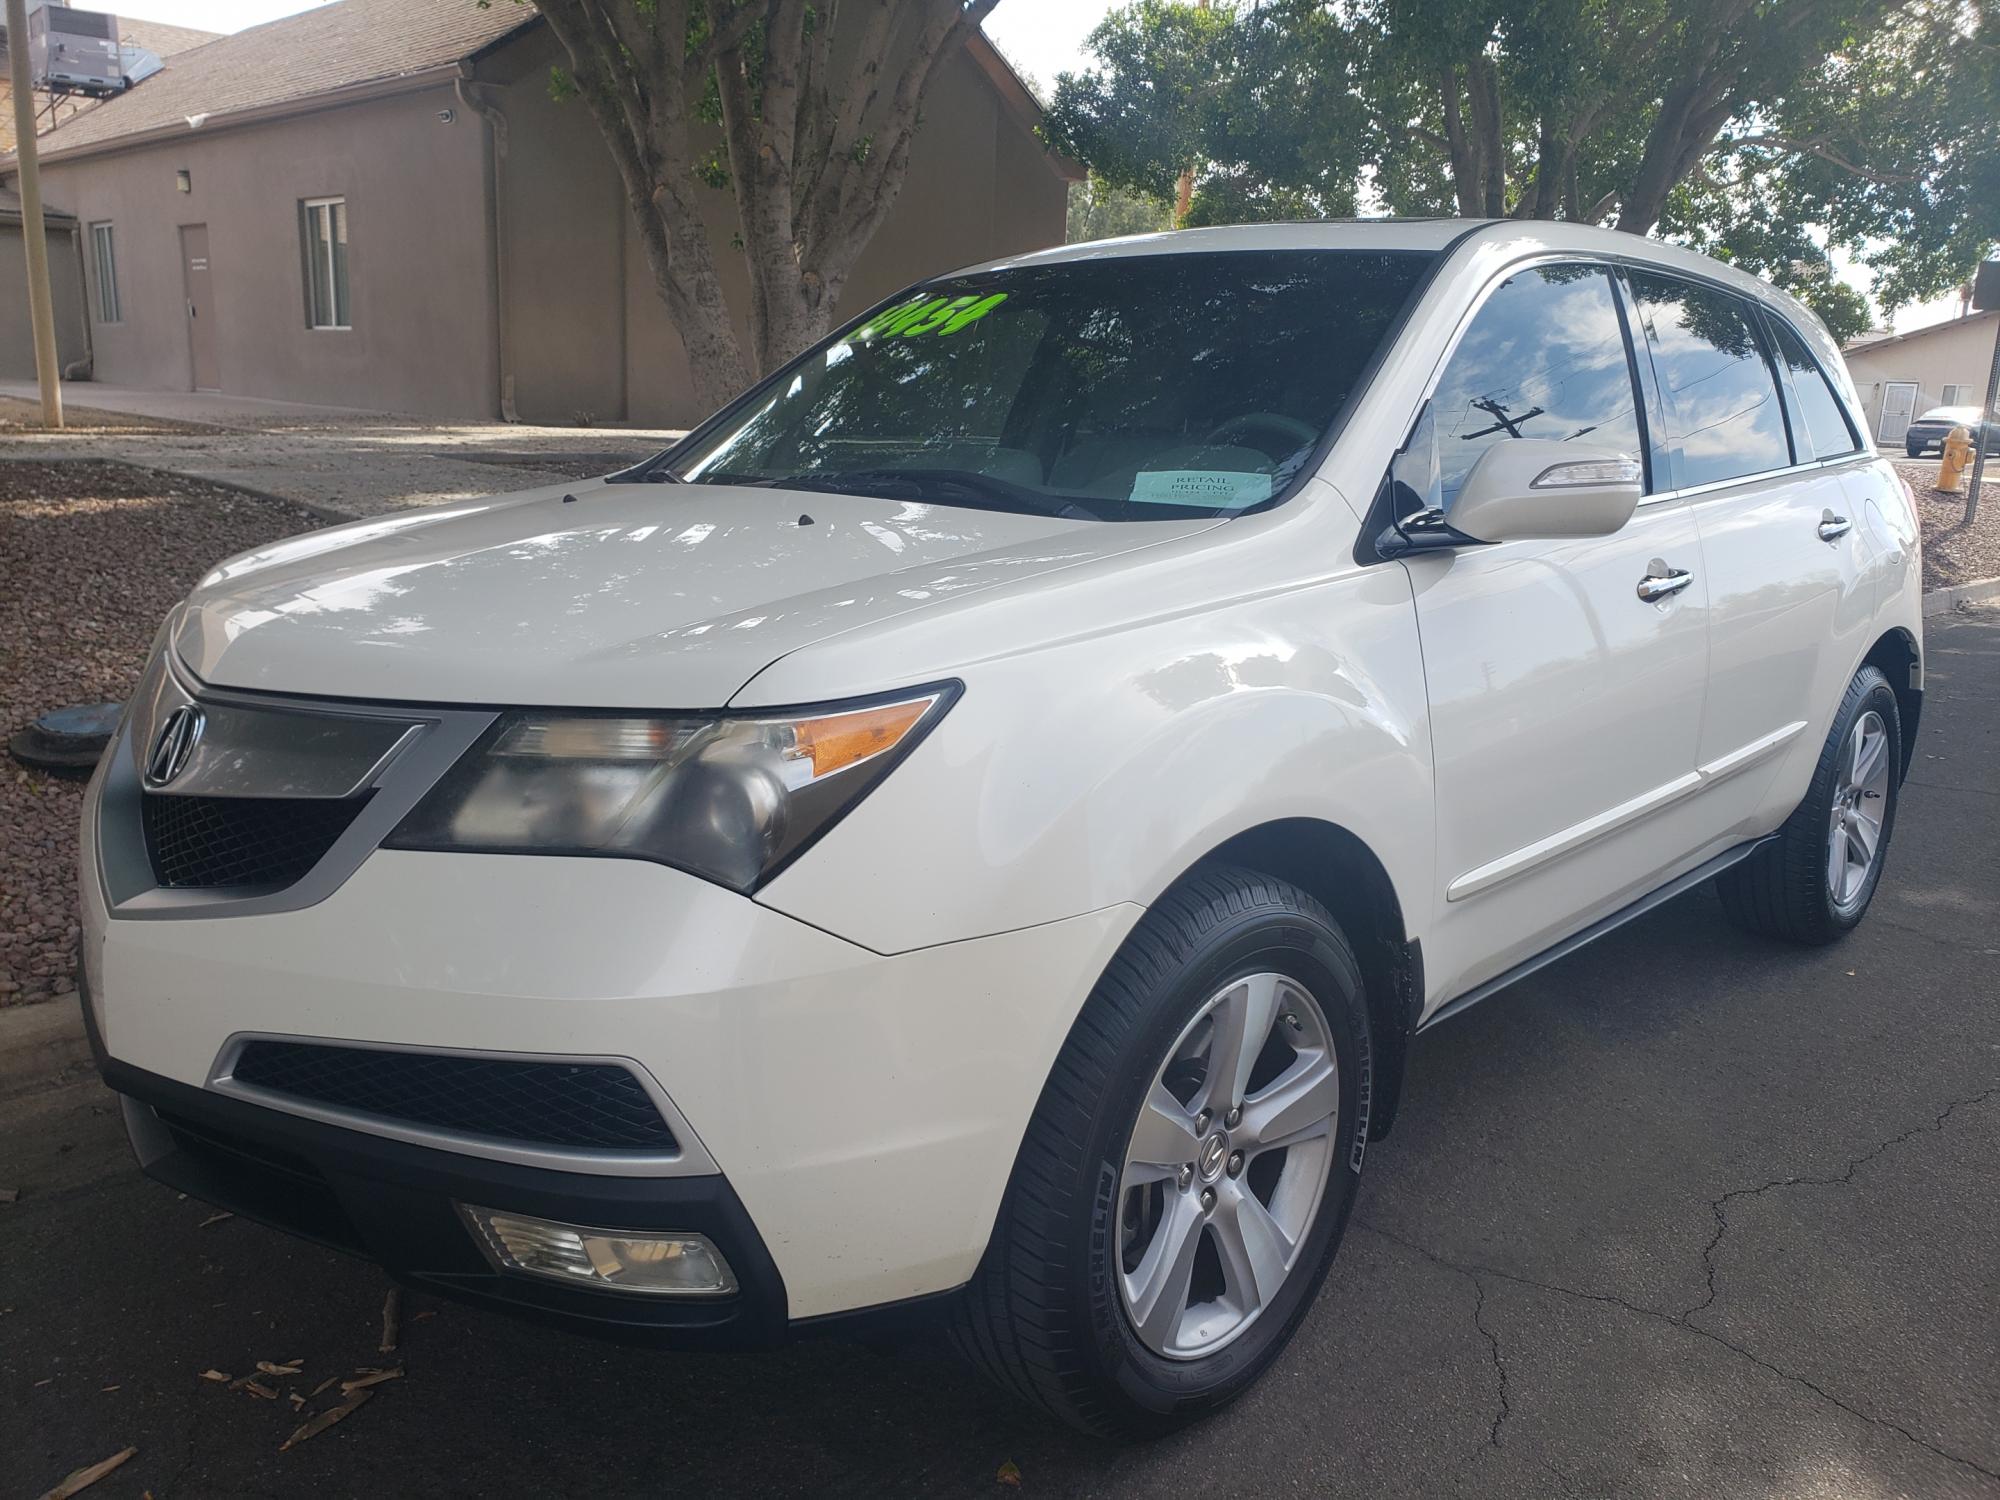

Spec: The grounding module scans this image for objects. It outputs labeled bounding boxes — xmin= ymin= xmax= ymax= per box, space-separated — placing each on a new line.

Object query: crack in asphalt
xmin=1356 ymin=1087 xmax=2000 ymax=1485
xmin=1360 ymin=1225 xmax=1517 ymax=1453
xmin=1681 ymin=1086 xmax=1999 ymax=1323
xmin=1469 ymin=1274 xmax=1512 ymax=1449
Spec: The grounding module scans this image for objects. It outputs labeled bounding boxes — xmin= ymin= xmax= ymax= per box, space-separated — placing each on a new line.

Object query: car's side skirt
xmin=1416 ymin=835 xmax=1779 ymax=1034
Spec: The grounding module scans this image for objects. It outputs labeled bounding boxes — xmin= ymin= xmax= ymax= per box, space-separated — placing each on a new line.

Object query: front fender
xmin=753 ymin=564 xmax=1435 ymax=959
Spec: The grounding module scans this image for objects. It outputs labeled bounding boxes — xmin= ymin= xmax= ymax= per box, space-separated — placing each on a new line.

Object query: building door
xmin=179 ymin=224 xmax=220 ymax=391
xmin=1877 ymin=380 xmax=1918 ymax=445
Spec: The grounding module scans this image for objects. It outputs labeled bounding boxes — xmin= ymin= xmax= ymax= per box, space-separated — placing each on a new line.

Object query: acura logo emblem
xmin=145 ymin=705 xmax=205 ymax=787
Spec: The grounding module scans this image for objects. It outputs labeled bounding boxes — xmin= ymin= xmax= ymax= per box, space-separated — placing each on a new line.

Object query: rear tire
xmin=951 ymin=866 xmax=1371 ymax=1438
xmin=1717 ymin=666 xmax=1901 ymax=945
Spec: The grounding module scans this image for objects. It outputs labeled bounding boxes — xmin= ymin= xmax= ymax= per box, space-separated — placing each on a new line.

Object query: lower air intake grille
xmin=142 ymin=793 xmax=365 ymax=889
xmin=229 ymin=1041 xmax=678 ymax=1152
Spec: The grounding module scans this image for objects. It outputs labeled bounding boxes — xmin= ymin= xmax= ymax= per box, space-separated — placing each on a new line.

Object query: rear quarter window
xmin=1768 ymin=316 xmax=1862 ymax=460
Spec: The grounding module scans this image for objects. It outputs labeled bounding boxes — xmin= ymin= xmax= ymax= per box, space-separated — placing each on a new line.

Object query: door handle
xmin=1818 ymin=514 xmax=1853 ymax=542
xmin=1636 ymin=566 xmax=1694 ymax=603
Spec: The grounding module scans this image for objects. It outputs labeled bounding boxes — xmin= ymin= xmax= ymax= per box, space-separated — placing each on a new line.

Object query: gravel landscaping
xmin=0 ymin=461 xmax=324 ymax=1006
xmin=1890 ymin=456 xmax=2000 ymax=592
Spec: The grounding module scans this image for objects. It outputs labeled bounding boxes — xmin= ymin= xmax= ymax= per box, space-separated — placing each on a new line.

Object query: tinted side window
xmin=1429 ymin=265 xmax=1643 ymax=509
xmin=1769 ymin=316 xmax=1861 ymax=459
xmin=1627 ymin=274 xmax=1790 ymax=488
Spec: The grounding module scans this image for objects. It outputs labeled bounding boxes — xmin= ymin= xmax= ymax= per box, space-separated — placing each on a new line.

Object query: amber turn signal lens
xmin=794 ymin=698 xmax=933 ymax=778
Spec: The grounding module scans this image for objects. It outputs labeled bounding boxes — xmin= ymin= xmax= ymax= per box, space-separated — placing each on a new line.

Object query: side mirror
xmin=1447 ymin=439 xmax=1643 ymax=544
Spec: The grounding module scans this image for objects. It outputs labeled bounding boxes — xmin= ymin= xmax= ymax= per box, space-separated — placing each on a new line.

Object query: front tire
xmin=1717 ymin=666 xmax=1901 ymax=944
xmin=952 ymin=867 xmax=1371 ymax=1438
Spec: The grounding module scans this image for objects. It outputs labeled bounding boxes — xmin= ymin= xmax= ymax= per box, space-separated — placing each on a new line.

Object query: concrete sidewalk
xmin=0 ymin=380 xmax=681 ymax=520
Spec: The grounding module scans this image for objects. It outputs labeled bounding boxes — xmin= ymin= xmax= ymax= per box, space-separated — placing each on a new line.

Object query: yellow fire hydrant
xmin=1937 ymin=425 xmax=1975 ymax=493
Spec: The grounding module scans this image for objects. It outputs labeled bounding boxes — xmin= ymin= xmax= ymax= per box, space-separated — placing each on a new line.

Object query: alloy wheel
xmin=1827 ymin=708 xmax=1890 ymax=912
xmin=1115 ymin=971 xmax=1338 ymax=1360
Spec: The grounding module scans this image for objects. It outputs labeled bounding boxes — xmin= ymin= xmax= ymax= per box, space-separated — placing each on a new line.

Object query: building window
xmin=89 ymin=222 xmax=121 ymax=323
xmin=300 ymin=197 xmax=350 ymax=329
xmin=1941 ymin=383 xmax=1967 ymax=406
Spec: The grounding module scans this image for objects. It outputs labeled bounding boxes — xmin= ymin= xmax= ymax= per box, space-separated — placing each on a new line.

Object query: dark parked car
xmin=1903 ymin=405 xmax=2000 ymax=458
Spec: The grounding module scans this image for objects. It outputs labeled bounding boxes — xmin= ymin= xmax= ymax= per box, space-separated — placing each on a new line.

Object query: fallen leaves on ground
xmin=279 ymin=1387 xmax=375 ymax=1452
xmin=378 ymin=1287 xmax=400 ymax=1354
xmin=997 ymin=1459 xmax=1023 ymax=1486
xmin=35 ymin=1445 xmax=137 ymax=1500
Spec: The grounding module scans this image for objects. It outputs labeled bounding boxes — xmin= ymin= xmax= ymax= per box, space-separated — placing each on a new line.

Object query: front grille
xmin=230 ymin=1041 xmax=679 ymax=1153
xmin=142 ymin=792 xmax=366 ymax=889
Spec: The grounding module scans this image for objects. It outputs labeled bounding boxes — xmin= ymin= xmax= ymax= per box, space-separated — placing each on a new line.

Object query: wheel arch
xmin=1194 ymin=818 xmax=1420 ymax=1142
xmin=1859 ymin=625 xmax=1922 ymax=780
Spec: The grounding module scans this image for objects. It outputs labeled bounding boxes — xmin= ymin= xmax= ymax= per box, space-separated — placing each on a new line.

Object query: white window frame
xmin=89 ymin=221 xmax=121 ymax=323
xmin=301 ymin=196 xmax=351 ymax=331
xmin=1941 ymin=383 xmax=1967 ymax=406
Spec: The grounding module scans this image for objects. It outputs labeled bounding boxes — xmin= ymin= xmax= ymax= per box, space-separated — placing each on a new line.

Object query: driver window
xmin=1429 ymin=265 xmax=1644 ymax=510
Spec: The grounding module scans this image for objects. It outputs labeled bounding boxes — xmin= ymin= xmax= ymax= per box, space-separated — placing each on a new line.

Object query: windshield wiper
xmin=766 ymin=468 xmax=1088 ymax=518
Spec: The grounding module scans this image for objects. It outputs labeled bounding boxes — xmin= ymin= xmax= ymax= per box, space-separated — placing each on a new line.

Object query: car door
xmin=1398 ymin=262 xmax=1711 ymax=1003
xmin=1623 ymin=275 xmax=1876 ymax=843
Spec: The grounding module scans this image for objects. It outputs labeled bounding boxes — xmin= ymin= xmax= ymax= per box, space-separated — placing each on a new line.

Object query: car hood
xmin=170 ymin=478 xmax=1216 ymax=707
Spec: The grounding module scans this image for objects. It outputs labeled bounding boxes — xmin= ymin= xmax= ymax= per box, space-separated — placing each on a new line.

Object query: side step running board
xmin=1416 ymin=835 xmax=1778 ymax=1034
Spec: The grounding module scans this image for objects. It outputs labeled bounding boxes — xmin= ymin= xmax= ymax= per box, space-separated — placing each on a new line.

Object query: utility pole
xmin=1967 ymin=259 xmax=2000 ymax=525
xmin=6 ymin=0 xmax=64 ymax=429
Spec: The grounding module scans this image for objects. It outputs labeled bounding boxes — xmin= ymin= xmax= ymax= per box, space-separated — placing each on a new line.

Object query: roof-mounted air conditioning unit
xmin=30 ymin=4 xmax=126 ymax=96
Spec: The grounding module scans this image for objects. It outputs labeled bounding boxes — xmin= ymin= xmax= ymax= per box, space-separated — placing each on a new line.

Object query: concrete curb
xmin=0 ymin=997 xmax=92 ymax=1100
xmin=1922 ymin=575 xmax=2000 ymax=617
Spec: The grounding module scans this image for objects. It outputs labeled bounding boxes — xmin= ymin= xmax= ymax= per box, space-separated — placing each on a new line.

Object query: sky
xmin=109 ymin=0 xmax=1961 ymax=333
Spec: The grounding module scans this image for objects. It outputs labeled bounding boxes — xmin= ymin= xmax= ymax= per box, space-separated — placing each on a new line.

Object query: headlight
xmin=385 ymin=685 xmax=955 ymax=892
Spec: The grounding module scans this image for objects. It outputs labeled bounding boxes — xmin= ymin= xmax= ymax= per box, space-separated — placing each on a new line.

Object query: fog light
xmin=459 ymin=1205 xmax=737 ymax=1296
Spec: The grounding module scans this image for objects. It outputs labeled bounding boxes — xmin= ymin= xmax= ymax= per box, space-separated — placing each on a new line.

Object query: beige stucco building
xmin=2 ymin=0 xmax=1076 ymax=426
xmin=1842 ymin=309 xmax=2000 ymax=447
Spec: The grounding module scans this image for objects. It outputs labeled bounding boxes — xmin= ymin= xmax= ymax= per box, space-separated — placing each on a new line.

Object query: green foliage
xmin=547 ymin=66 xmax=578 ymax=104
xmin=1047 ymin=0 xmax=1366 ymax=218
xmin=1066 ymin=174 xmax=1175 ymax=243
xmin=1048 ymin=0 xmax=2000 ymax=311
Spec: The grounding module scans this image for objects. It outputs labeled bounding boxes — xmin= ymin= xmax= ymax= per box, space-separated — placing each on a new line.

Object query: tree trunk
xmin=1437 ymin=68 xmax=1487 ymax=216
xmin=535 ymin=0 xmax=997 ymax=410
xmin=1465 ymin=55 xmax=1505 ymax=215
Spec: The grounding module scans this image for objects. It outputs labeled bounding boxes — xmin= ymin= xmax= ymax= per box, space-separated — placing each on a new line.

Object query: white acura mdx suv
xmin=80 ymin=220 xmax=1921 ymax=1437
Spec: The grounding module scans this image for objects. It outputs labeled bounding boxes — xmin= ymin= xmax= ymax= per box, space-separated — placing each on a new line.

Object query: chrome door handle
xmin=1636 ymin=567 xmax=1694 ymax=602
xmin=1818 ymin=514 xmax=1853 ymax=542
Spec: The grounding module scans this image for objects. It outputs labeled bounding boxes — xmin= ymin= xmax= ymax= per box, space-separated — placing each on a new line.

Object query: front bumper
xmin=87 ymin=992 xmax=789 ymax=1346
xmin=83 ymin=780 xmax=1136 ymax=1325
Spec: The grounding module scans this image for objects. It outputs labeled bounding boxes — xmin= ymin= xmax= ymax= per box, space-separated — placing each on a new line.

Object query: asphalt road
xmin=5 ymin=612 xmax=1996 ymax=1500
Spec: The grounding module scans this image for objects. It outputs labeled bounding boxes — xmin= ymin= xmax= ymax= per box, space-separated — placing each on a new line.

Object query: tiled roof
xmin=33 ymin=0 xmax=535 ymax=160
xmin=120 ymin=17 xmax=225 ymax=59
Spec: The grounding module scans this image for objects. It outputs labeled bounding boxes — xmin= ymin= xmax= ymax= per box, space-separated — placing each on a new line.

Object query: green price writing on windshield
xmin=854 ymin=292 xmax=1008 ymax=341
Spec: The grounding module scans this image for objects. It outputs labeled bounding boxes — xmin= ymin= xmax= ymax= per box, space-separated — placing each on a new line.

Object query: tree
xmin=526 ymin=0 xmax=1000 ymax=411
xmin=1047 ymin=0 xmax=2000 ymax=315
xmin=1067 ymin=174 xmax=1176 ymax=242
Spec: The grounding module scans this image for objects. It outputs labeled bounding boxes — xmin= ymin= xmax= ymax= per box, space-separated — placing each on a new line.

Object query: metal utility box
xmin=29 ymin=4 xmax=125 ymax=95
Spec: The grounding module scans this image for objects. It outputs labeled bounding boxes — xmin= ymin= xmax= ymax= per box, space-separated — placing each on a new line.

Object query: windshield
xmin=666 ymin=249 xmax=1434 ymax=520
